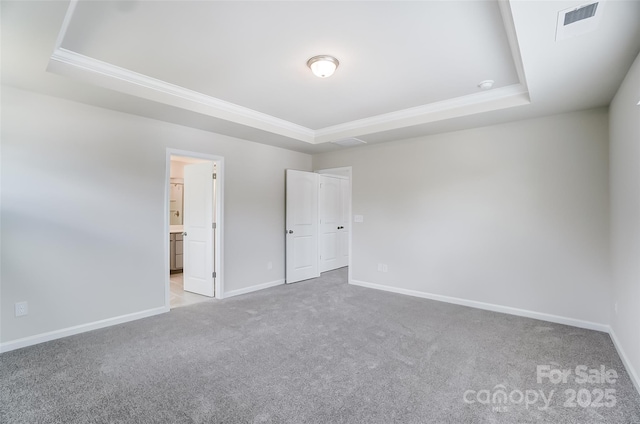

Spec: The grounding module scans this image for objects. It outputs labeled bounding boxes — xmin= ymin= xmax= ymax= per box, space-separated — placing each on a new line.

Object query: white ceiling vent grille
xmin=564 ymin=3 xmax=598 ymax=25
xmin=556 ymin=2 xmax=605 ymax=41
xmin=331 ymin=138 xmax=367 ymax=147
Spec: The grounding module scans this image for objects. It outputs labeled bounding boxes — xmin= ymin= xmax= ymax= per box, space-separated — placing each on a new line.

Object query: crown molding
xmin=54 ymin=0 xmax=77 ymax=50
xmin=497 ymin=0 xmax=528 ymax=89
xmin=49 ymin=48 xmax=316 ymax=143
xmin=313 ymin=84 xmax=530 ymax=143
xmin=49 ymin=47 xmax=530 ymax=145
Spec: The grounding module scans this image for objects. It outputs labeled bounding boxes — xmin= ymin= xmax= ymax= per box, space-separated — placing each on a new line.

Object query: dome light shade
xmin=307 ymin=55 xmax=339 ymax=78
xmin=478 ymin=80 xmax=494 ymax=90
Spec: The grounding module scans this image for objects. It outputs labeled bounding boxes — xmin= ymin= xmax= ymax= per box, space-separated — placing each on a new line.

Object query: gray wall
xmin=314 ymin=109 xmax=611 ymax=325
xmin=1 ymin=86 xmax=311 ymax=343
xmin=0 ymin=80 xmax=628 ymax=367
xmin=610 ymin=52 xmax=640 ymax=386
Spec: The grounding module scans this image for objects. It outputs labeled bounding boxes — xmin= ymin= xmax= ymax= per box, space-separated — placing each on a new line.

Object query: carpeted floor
xmin=1 ymin=268 xmax=639 ymax=423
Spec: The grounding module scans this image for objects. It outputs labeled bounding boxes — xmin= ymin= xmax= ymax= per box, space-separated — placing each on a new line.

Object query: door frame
xmin=315 ymin=166 xmax=352 ymax=284
xmin=165 ymin=148 xmax=225 ymax=307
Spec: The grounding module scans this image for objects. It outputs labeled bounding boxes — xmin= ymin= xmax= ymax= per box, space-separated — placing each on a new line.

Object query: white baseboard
xmin=352 ymin=279 xmax=640 ymax=396
xmin=223 ymin=279 xmax=284 ymax=299
xmin=0 ymin=306 xmax=169 ymax=354
xmin=0 ymin=279 xmax=285 ymax=353
xmin=2 ymin=277 xmax=638 ymax=397
xmin=349 ymin=279 xmax=609 ymax=332
xmin=608 ymin=327 xmax=640 ymax=395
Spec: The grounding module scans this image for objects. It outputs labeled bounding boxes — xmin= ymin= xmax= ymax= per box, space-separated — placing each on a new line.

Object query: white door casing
xmin=286 ymin=169 xmax=319 ymax=284
xmin=212 ymin=164 xmax=218 ymax=286
xmin=183 ymin=162 xmax=215 ymax=297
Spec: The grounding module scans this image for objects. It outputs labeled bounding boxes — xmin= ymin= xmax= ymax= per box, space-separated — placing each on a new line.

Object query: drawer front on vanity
xmin=169 ymin=233 xmax=176 ymax=270
xmin=170 ymin=232 xmax=184 ymax=271
xmin=175 ymin=235 xmax=183 ymax=270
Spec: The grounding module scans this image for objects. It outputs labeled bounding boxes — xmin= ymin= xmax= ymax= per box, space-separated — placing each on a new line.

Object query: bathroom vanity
xmin=169 ymin=225 xmax=183 ymax=272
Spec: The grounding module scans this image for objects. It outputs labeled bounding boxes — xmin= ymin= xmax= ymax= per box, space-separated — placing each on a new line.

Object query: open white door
xmin=286 ymin=169 xmax=319 ymax=284
xmin=183 ymin=162 xmax=215 ymax=297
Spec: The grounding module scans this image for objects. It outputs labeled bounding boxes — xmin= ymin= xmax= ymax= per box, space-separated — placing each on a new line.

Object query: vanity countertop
xmin=170 ymin=225 xmax=184 ymax=234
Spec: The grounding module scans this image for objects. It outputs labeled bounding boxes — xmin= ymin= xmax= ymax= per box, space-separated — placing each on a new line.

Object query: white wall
xmin=0 ymin=86 xmax=311 ymax=345
xmin=313 ymin=109 xmax=611 ymax=326
xmin=609 ymin=52 xmax=640 ymax=388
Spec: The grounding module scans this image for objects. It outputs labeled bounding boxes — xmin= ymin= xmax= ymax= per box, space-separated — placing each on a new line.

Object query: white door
xmin=319 ymin=175 xmax=340 ymax=272
xmin=183 ymin=162 xmax=215 ymax=297
xmin=286 ymin=169 xmax=319 ymax=284
xmin=337 ymin=178 xmax=350 ymax=268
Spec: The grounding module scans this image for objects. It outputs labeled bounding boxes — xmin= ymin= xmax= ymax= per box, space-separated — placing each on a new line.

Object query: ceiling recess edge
xmin=47 ymin=0 xmax=531 ymax=146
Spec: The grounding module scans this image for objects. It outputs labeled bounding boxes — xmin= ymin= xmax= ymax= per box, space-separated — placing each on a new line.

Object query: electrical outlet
xmin=15 ymin=301 xmax=28 ymax=317
xmin=267 ymin=261 xmax=273 ymax=270
xmin=614 ymin=303 xmax=618 ymax=315
xmin=377 ymin=263 xmax=383 ymax=272
xmin=382 ymin=264 xmax=388 ymax=273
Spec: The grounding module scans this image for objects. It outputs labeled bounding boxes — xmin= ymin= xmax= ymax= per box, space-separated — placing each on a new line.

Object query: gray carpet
xmin=1 ymin=268 xmax=639 ymax=423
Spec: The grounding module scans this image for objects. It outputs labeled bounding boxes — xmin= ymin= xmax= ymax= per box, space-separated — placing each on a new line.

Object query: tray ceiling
xmin=60 ymin=1 xmax=521 ymax=131
xmin=3 ymin=1 xmax=639 ymax=153
xmin=48 ymin=0 xmax=529 ymax=146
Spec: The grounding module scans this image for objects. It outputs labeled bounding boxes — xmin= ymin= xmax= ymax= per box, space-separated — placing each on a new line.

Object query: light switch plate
xmin=354 ymin=215 xmax=364 ymax=223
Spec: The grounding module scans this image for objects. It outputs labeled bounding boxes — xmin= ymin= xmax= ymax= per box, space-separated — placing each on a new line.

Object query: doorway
xmin=165 ymin=149 xmax=224 ymax=309
xmin=285 ymin=166 xmax=352 ymax=285
xmin=318 ymin=173 xmax=350 ymax=273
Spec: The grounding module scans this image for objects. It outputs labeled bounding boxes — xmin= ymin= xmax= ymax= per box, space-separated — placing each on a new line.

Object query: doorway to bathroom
xmin=166 ymin=149 xmax=224 ymax=309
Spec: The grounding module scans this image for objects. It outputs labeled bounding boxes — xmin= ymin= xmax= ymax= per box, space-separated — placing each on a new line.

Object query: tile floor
xmin=169 ymin=272 xmax=212 ymax=309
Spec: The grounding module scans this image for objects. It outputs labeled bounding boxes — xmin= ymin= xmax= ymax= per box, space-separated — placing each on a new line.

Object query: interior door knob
xmin=287 ymin=230 xmax=293 ymax=234
xmin=182 ymin=232 xmax=187 ymax=236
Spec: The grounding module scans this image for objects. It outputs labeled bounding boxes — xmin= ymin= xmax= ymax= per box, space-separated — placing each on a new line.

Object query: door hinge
xmin=212 ymin=222 xmax=217 ymax=229
xmin=212 ymin=173 xmax=217 ymax=180
xmin=212 ymin=271 xmax=217 ymax=278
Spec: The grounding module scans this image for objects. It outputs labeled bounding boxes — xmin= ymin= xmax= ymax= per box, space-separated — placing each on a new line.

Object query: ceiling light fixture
xmin=478 ymin=80 xmax=495 ymax=90
xmin=307 ymin=55 xmax=339 ymax=78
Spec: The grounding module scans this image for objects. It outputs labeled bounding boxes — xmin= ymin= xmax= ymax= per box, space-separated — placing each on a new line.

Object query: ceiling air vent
xmin=331 ymin=138 xmax=367 ymax=148
xmin=556 ymin=2 xmax=604 ymax=42
xmin=564 ymin=3 xmax=598 ymax=25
